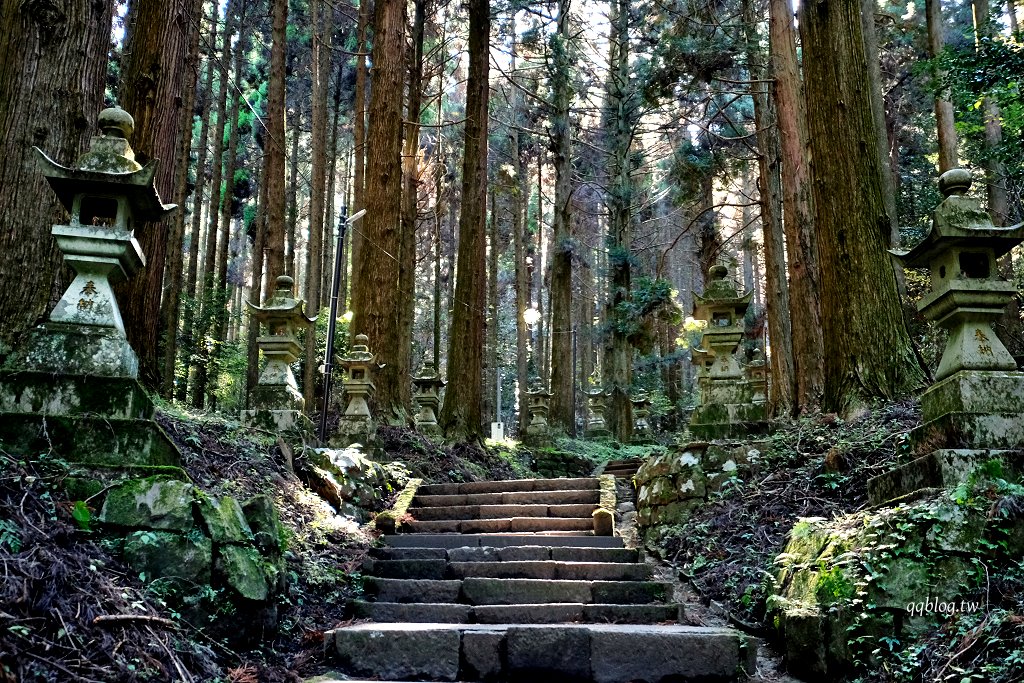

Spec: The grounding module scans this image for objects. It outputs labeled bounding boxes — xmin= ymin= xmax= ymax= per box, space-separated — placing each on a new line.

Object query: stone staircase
xmin=323 ymin=476 xmax=755 ymax=682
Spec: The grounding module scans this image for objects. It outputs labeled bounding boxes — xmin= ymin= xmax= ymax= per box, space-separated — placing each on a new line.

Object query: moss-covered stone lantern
xmin=745 ymin=348 xmax=768 ymax=404
xmin=868 ymin=169 xmax=1024 ymax=504
xmin=523 ymin=384 xmax=554 ymax=447
xmin=241 ymin=276 xmax=316 ymax=431
xmin=0 ymin=107 xmax=181 ymax=468
xmin=412 ymin=361 xmax=445 ymax=436
xmin=688 ymin=265 xmax=766 ymax=440
xmin=631 ymin=391 xmax=655 ymax=444
xmin=584 ymin=371 xmax=611 ymax=440
xmin=331 ymin=334 xmax=378 ymax=447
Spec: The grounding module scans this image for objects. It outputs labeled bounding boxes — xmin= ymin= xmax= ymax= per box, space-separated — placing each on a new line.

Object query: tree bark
xmin=177 ymin=11 xmax=218 ymax=403
xmin=262 ymin=0 xmax=288 ymax=293
xmin=303 ymin=0 xmax=333 ymax=411
xmin=117 ymin=0 xmax=192 ymax=387
xmin=351 ymin=0 xmax=407 ymax=420
xmin=548 ymin=0 xmax=575 ymax=433
xmin=973 ymin=0 xmax=1009 ymax=225
xmin=511 ymin=132 xmax=531 ymax=435
xmin=926 ymin=0 xmax=958 ymax=171
xmin=769 ymin=0 xmax=823 ymax=412
xmin=800 ymin=0 xmax=926 ymax=412
xmin=603 ymin=0 xmax=634 ymax=441
xmin=0 ymin=0 xmax=113 ymax=350
xmin=349 ymin=0 xmax=370 ymax=314
xmin=160 ymin=0 xmax=205 ymax=399
xmin=747 ymin=0 xmax=796 ymax=417
xmin=438 ymin=0 xmax=489 ymax=440
xmin=398 ymin=0 xmax=427 ymax=397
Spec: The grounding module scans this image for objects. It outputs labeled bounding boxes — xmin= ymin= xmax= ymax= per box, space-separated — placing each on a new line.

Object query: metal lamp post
xmin=317 ymin=207 xmax=366 ymax=443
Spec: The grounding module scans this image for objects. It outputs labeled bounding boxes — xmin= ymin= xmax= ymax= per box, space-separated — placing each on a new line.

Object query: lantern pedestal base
xmin=868 ymin=448 xmax=1024 ymax=505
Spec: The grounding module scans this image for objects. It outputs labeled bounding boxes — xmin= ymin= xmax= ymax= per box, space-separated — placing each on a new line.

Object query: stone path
xmin=322 ymin=476 xmax=755 ymax=682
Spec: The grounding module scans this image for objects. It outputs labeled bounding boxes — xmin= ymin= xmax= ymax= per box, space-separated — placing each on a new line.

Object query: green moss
xmin=373 ymin=478 xmax=422 ymax=533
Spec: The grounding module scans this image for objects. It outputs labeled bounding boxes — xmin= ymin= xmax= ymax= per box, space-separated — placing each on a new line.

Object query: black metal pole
xmin=318 ymin=206 xmax=348 ymax=443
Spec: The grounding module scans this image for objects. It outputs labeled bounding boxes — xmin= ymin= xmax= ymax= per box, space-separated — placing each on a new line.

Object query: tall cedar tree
xmin=349 ymin=0 xmax=370 ymax=312
xmin=799 ymin=0 xmax=926 ymax=411
xmin=744 ymin=0 xmax=796 ymax=418
xmin=352 ymin=0 xmax=407 ymax=420
xmin=117 ymin=0 xmax=193 ymax=387
xmin=0 ymin=0 xmax=113 ymax=348
xmin=303 ymin=0 xmax=333 ymax=410
xmin=161 ymin=0 xmax=205 ymax=397
xmin=769 ymin=0 xmax=823 ymax=412
xmin=439 ymin=0 xmax=490 ymax=440
xmin=548 ymin=0 xmax=575 ymax=432
xmin=246 ymin=0 xmax=288 ymax=399
xmin=926 ymin=0 xmax=958 ymax=171
xmin=603 ymin=0 xmax=634 ymax=441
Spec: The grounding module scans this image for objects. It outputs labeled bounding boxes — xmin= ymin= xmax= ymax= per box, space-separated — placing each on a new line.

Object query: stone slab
xmin=0 ymin=371 xmax=153 ymax=419
xmin=591 ymin=580 xmax=672 ymax=604
xmin=0 ymin=413 xmax=180 ymax=467
xmin=331 ymin=624 xmax=461 ymax=681
xmin=509 ymin=517 xmax=593 ymax=532
xmin=382 ymin=534 xmax=623 ymax=549
xmin=867 ymin=448 xmax=1022 ymax=505
xmin=369 ymin=547 xmax=448 ymax=560
xmin=909 ymin=412 xmax=1024 ymax=452
xmin=461 ymin=578 xmax=594 ymax=605
xmin=920 ymin=370 xmax=1024 ymax=422
xmin=364 ymin=577 xmax=462 ymax=603
xmin=417 ymin=478 xmax=599 ymax=496
xmin=461 ymin=629 xmax=504 ymax=681
xmin=506 ymin=626 xmax=591 ymax=682
xmin=589 ymin=624 xmax=754 ymax=682
xmin=363 ymin=558 xmax=448 ymax=579
xmin=348 ymin=600 xmax=470 ymax=623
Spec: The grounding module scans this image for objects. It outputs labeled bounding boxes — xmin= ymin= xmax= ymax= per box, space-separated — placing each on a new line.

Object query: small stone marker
xmin=241 ymin=275 xmax=316 ymax=432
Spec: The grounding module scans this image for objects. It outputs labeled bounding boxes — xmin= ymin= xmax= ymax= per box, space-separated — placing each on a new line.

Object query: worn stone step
xmin=326 ymin=622 xmax=756 ymax=682
xmin=363 ymin=558 xmax=448 ymax=579
xmin=407 ymin=503 xmax=598 ymax=522
xmin=405 ymin=517 xmax=595 ymax=534
xmin=363 ymin=577 xmax=463 ymax=603
xmin=447 ymin=560 xmax=652 ymax=581
xmin=370 ymin=545 xmax=639 ymax=563
xmin=363 ymin=577 xmax=672 ymax=605
xmin=413 ymin=489 xmax=601 ymax=507
xmin=382 ymin=534 xmax=624 ymax=549
xmin=417 ymin=477 xmax=600 ymax=496
xmin=348 ymin=600 xmax=682 ymax=625
xmin=460 ymin=577 xmax=672 ymax=605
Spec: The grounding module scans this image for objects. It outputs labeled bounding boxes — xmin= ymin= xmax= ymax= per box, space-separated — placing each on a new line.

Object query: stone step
xmin=417 ymin=477 xmax=600 ymax=496
xmin=414 ymin=489 xmax=600 ymax=507
xmin=382 ymin=534 xmax=623 ymax=549
xmin=325 ymin=622 xmax=756 ymax=682
xmin=369 ymin=545 xmax=639 ymax=563
xmin=364 ymin=577 xmax=673 ymax=605
xmin=405 ymin=517 xmax=595 ymax=534
xmin=349 ymin=600 xmax=682 ymax=624
xmin=407 ymin=503 xmax=598 ymax=521
xmin=365 ymin=559 xmax=652 ymax=581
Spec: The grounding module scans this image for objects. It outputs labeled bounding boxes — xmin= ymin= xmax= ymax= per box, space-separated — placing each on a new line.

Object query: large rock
xmin=100 ymin=476 xmax=195 ymax=531
xmin=217 ymin=545 xmax=270 ymax=602
xmin=199 ymin=495 xmax=254 ymax=544
xmin=330 ymin=624 xmax=461 ymax=681
xmin=124 ymin=530 xmax=211 ymax=584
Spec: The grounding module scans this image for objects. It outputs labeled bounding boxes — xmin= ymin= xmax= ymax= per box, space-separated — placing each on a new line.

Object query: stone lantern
xmin=523 ymin=384 xmax=554 ymax=447
xmin=868 ymin=169 xmax=1024 ymax=503
xmin=412 ymin=361 xmax=445 ymax=436
xmin=631 ymin=391 xmax=655 ymax=444
xmin=744 ymin=348 xmax=768 ymax=404
xmin=688 ymin=265 xmax=766 ymax=439
xmin=241 ymin=275 xmax=316 ymax=431
xmin=584 ymin=371 xmax=611 ymax=440
xmin=0 ymin=107 xmax=181 ymax=467
xmin=332 ymin=334 xmax=378 ymax=446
